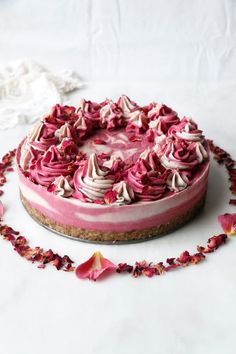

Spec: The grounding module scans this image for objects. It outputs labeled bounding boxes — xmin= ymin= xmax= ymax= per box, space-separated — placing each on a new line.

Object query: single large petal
xmin=0 ymin=200 xmax=4 ymax=220
xmin=75 ymin=251 xmax=117 ymax=281
xmin=218 ymin=213 xmax=236 ymax=236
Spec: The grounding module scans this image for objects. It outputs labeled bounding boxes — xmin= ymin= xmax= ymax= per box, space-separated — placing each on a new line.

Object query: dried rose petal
xmin=229 ymin=199 xmax=236 ymax=206
xmin=197 ymin=234 xmax=227 ymax=253
xmin=218 ymin=213 xmax=236 ymax=236
xmin=93 ymin=139 xmax=106 ymax=145
xmin=177 ymin=251 xmax=192 ymax=264
xmin=94 ymin=199 xmax=104 ymax=205
xmin=116 ymin=263 xmax=133 ymax=273
xmin=142 ymin=266 xmax=157 ymax=277
xmin=104 ymin=190 xmax=117 ymax=204
xmin=191 ymin=252 xmax=205 ymax=264
xmin=129 ymin=135 xmax=142 ymax=142
xmin=75 ymin=251 xmax=117 ymax=281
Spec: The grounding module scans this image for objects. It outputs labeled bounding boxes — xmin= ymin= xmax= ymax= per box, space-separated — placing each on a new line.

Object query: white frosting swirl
xmin=100 ymin=100 xmax=113 ymax=124
xmin=20 ymin=140 xmax=33 ymax=170
xmin=195 ymin=142 xmax=208 ymax=162
xmin=147 ymin=103 xmax=159 ymax=117
xmin=52 ymin=176 xmax=74 ymax=197
xmin=129 ymin=110 xmax=147 ymax=128
xmin=112 ymin=181 xmax=135 ymax=205
xmin=166 ymin=171 xmax=188 ymax=192
xmin=117 ymin=95 xmax=138 ymax=118
xmin=28 ymin=122 xmax=43 ymax=142
xmin=103 ymin=154 xmax=123 ymax=169
xmin=55 ymin=123 xmax=75 ymax=141
xmin=171 ymin=118 xmax=204 ymax=141
xmin=74 ymin=153 xmax=114 ymax=202
xmin=74 ymin=115 xmax=88 ymax=130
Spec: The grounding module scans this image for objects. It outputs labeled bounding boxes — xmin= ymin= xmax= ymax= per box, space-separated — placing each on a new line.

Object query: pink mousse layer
xmin=17 ymin=145 xmax=209 ymax=233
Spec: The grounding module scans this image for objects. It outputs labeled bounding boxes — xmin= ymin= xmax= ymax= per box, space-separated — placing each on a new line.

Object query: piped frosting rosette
xmin=30 ymin=143 xmax=76 ymax=187
xmin=157 ymin=138 xmax=207 ymax=170
xmin=127 ymin=153 xmax=169 ymax=201
xmin=43 ymin=104 xmax=79 ymax=134
xmin=77 ymin=99 xmax=101 ymax=127
xmin=73 ymin=153 xmax=115 ymax=203
xmin=117 ymin=95 xmax=139 ymax=118
xmin=48 ymin=176 xmax=74 ymax=197
xmin=147 ymin=103 xmax=180 ymax=135
xmin=28 ymin=122 xmax=58 ymax=152
xmin=99 ymin=99 xmax=124 ymax=130
xmin=168 ymin=117 xmax=204 ymax=142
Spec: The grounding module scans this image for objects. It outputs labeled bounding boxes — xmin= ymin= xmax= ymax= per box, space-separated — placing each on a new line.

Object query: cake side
xmin=20 ymin=191 xmax=207 ymax=243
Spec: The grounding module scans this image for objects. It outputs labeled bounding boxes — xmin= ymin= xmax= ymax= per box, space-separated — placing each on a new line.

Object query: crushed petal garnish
xmin=0 ymin=224 xmax=75 ymax=271
xmin=208 ymin=139 xmax=236 ymax=199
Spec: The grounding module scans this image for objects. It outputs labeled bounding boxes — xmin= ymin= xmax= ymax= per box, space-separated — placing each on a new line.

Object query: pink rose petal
xmin=218 ymin=213 xmax=236 ymax=236
xmin=75 ymin=251 xmax=117 ymax=281
xmin=0 ymin=200 xmax=4 ymax=220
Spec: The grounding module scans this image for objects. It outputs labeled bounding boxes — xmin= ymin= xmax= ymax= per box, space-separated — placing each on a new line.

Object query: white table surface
xmin=0 ymin=1 xmax=236 ymax=354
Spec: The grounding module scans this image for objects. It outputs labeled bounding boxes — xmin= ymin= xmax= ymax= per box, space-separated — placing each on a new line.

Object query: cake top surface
xmin=18 ymin=95 xmax=209 ymax=205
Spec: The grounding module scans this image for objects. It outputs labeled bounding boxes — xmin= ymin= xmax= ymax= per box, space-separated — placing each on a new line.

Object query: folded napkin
xmin=0 ymin=60 xmax=82 ymax=129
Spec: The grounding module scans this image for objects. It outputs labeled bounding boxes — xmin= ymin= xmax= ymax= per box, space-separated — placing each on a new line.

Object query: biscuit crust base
xmin=20 ymin=191 xmax=206 ymax=244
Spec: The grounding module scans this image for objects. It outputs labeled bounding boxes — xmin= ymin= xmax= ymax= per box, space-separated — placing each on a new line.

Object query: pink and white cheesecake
xmin=16 ymin=96 xmax=209 ymax=243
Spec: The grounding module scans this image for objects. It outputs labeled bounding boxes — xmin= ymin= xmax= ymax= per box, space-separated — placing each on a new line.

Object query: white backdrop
xmin=0 ymin=1 xmax=236 ymax=354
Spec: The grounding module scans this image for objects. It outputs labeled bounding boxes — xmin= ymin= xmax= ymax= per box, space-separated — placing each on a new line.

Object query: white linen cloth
xmin=0 ymin=60 xmax=82 ymax=129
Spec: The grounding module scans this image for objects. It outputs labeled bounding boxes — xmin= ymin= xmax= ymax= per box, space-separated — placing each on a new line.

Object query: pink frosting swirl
xmin=126 ymin=110 xmax=148 ymax=134
xmin=168 ymin=117 xmax=204 ymax=141
xmin=127 ymin=159 xmax=168 ymax=201
xmin=77 ymin=99 xmax=101 ymax=127
xmin=147 ymin=103 xmax=180 ymax=135
xmin=100 ymin=100 xmax=124 ymax=130
xmin=74 ymin=113 xmax=93 ymax=139
xmin=158 ymin=139 xmax=205 ymax=170
xmin=43 ymin=104 xmax=78 ymax=134
xmin=30 ymin=145 xmax=76 ymax=187
xmin=28 ymin=122 xmax=58 ymax=152
xmin=19 ymin=140 xmax=41 ymax=171
xmin=73 ymin=153 xmax=115 ymax=202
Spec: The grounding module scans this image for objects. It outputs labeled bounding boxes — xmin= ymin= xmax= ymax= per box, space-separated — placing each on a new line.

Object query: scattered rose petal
xmin=93 ymin=139 xmax=106 ymax=145
xmin=197 ymin=234 xmax=227 ymax=253
xmin=129 ymin=135 xmax=142 ymax=142
xmin=218 ymin=213 xmax=236 ymax=236
xmin=75 ymin=251 xmax=117 ymax=281
xmin=229 ymin=199 xmax=236 ymax=206
xmin=116 ymin=263 xmax=133 ymax=273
